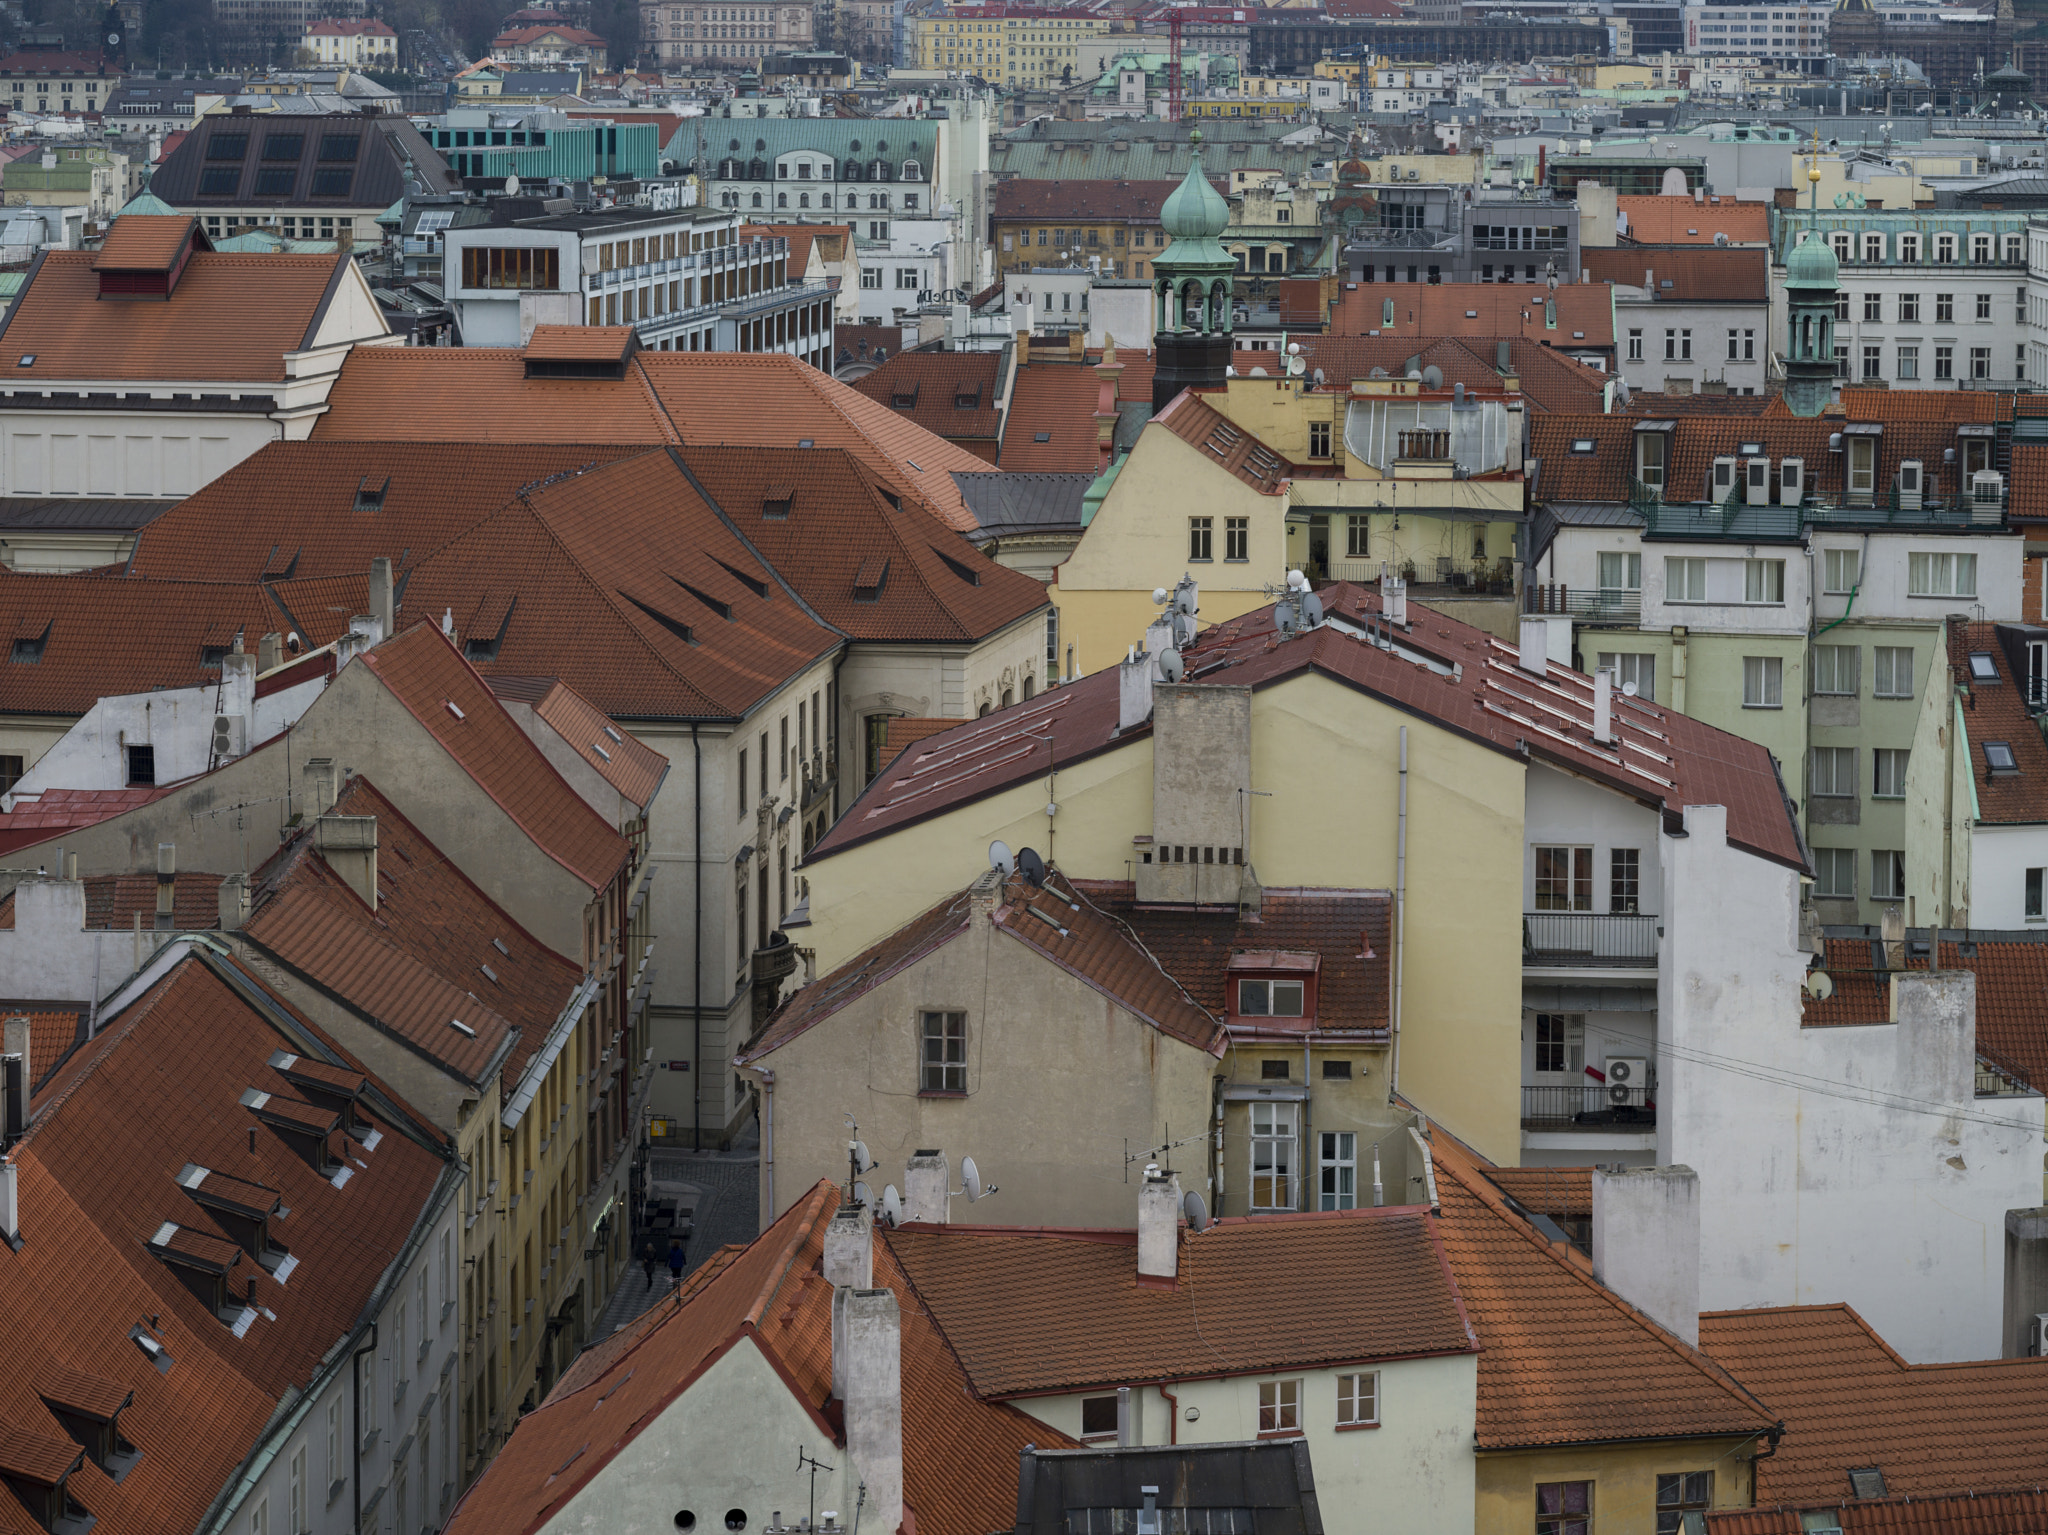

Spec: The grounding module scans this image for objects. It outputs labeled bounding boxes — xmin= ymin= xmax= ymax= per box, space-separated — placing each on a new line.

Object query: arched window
xmin=751 ymin=191 xmax=763 ymax=207
xmin=777 ymin=192 xmax=787 ymax=208
xmin=901 ymin=159 xmax=920 ymax=180
xmin=799 ymin=193 xmax=809 ymax=208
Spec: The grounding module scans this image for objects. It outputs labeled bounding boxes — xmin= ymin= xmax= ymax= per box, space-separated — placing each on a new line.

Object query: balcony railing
xmin=1524 ymin=584 xmax=1641 ymax=625
xmin=1632 ymin=483 xmax=2008 ymax=541
xmin=1522 ymin=1083 xmax=1656 ymax=1130
xmin=1524 ymin=910 xmax=1660 ymax=966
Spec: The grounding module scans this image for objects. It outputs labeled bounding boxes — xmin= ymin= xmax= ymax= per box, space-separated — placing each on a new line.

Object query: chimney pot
xmin=843 ymin=1289 xmax=903 ymax=1535
xmin=902 ymin=1149 xmax=950 ymax=1225
xmin=315 ymin=814 xmax=379 ymax=911
xmin=1137 ymin=1166 xmax=1181 ymax=1281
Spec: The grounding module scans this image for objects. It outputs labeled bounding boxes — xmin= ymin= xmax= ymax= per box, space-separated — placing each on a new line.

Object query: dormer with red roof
xmin=90 ymin=214 xmax=211 ymax=300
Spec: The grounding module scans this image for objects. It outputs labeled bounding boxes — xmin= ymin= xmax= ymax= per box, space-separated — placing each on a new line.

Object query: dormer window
xmin=0 ymin=1431 xmax=93 ymax=1535
xmin=1228 ymin=950 xmax=1320 ymax=1023
xmin=38 ymin=1366 xmax=141 ymax=1484
xmin=1240 ymin=978 xmax=1304 ymax=1016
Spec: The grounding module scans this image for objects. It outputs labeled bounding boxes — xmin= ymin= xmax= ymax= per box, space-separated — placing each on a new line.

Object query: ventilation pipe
xmin=1593 ymin=667 xmax=1614 ymax=745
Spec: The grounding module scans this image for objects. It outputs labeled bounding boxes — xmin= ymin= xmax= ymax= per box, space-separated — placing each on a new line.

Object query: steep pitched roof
xmin=886 ymin=1203 xmax=1476 ymax=1398
xmin=442 ymin=1182 xmax=1070 ymax=1535
xmin=0 ymin=872 xmax=223 ymax=932
xmin=851 ymin=348 xmax=1003 ymax=441
xmin=1428 ymin=1135 xmax=1778 ymax=1451
xmin=0 ymin=951 xmax=446 ymax=1535
xmin=355 ymin=624 xmax=631 ymax=891
xmin=524 ymin=678 xmax=670 ymax=811
xmin=1699 ymin=1305 xmax=2048 ymax=1503
xmin=1154 ymin=388 xmax=1309 ymax=492
xmin=1946 ymin=621 xmax=2048 ymax=826
xmin=812 ymin=583 xmax=1806 ymax=873
xmin=1001 ymin=348 xmax=1157 ymax=472
xmin=147 ymin=111 xmax=457 ymax=206
xmin=0 ymin=250 xmax=360 ymax=381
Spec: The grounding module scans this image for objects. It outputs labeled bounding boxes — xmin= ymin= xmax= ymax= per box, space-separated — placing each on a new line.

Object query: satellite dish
xmin=1170 ymin=611 xmax=1197 ymax=648
xmin=1158 ymin=648 xmax=1185 ymax=683
xmin=1805 ymin=970 xmax=1835 ymax=1001
xmin=1621 ymin=679 xmax=1639 ymax=697
xmin=853 ymin=1180 xmax=874 ymax=1207
xmin=881 ymin=1184 xmax=903 ymax=1227
xmin=1017 ymin=847 xmax=1047 ymax=887
xmin=1420 ymin=364 xmax=1444 ymax=390
xmin=1300 ymin=591 xmax=1325 ymax=628
xmin=1152 ymin=587 xmax=1170 ymax=606
xmin=962 ymin=1156 xmax=983 ymax=1201
xmin=852 ymin=1139 xmax=876 ymax=1173
xmin=1276 ymin=603 xmax=1299 ymax=637
xmin=1312 ymin=368 xmax=1326 ymax=387
xmin=505 ymin=175 xmax=521 ymax=194
xmin=989 ymin=839 xmax=1015 ymax=876
xmin=107 ymin=31 xmax=119 ymax=44
xmin=1183 ymin=1189 xmax=1209 ymax=1233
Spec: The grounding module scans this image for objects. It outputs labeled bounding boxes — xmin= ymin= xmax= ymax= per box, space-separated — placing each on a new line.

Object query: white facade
xmin=1615 ymin=288 xmax=1770 ymax=397
xmin=2027 ymin=216 xmax=2048 ymax=390
xmin=853 ymin=215 xmax=957 ymax=323
xmin=1967 ymin=822 xmax=2048 ymax=929
xmin=1679 ymin=3 xmax=1828 ymax=65
xmin=1004 ymin=270 xmax=1152 ymax=350
xmin=302 ymin=20 xmax=399 ymax=67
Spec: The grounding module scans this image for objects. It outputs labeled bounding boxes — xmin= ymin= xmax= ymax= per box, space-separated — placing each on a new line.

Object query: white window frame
xmin=1814 ymin=846 xmax=1856 ymax=899
xmin=1811 ymin=745 xmax=1856 ymax=798
xmin=1744 ymin=559 xmax=1785 ymax=605
xmin=1743 ymin=655 xmax=1783 ymax=709
xmin=1258 ymin=1378 xmax=1302 ymax=1434
xmin=1822 ymin=548 xmax=1859 ymax=594
xmin=1596 ymin=652 xmax=1654 ymax=701
xmin=1873 ymin=646 xmax=1914 ymax=698
xmin=1238 ymin=977 xmax=1305 ymax=1016
xmin=1250 ymin=1102 xmax=1295 ymax=1211
xmin=1907 ymin=551 xmax=1977 ymax=598
xmin=1597 ymin=551 xmax=1641 ymax=591
xmin=1812 ymin=643 xmax=1858 ymax=696
xmin=1336 ymin=1370 xmax=1380 ymax=1427
xmin=1665 ymin=556 xmax=1706 ymax=603
xmin=1319 ymin=1130 xmax=1356 ymax=1210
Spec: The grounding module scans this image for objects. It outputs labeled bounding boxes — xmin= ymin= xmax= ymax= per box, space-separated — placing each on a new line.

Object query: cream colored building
xmin=302 ymin=17 xmax=400 ymax=67
xmin=909 ymin=6 xmax=1110 ymax=88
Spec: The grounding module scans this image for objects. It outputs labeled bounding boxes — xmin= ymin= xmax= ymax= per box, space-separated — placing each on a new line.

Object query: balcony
xmin=719 ymin=279 xmax=834 ymax=322
xmin=1326 ymin=557 xmax=1515 ymax=595
xmin=1635 ymin=482 xmax=2007 ymax=541
xmin=1524 ymin=911 xmax=1660 ymax=967
xmin=1522 ymin=1082 xmax=1656 ymax=1130
xmin=1524 ymin=583 xmax=1641 ymax=626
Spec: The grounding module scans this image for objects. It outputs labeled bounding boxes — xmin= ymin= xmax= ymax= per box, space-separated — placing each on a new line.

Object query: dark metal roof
xmin=1013 ymin=1442 xmax=1324 ymax=1535
xmin=952 ymin=470 xmax=1094 ymax=540
xmin=0 ymin=496 xmax=178 ymax=531
xmin=148 ymin=112 xmax=458 ymax=210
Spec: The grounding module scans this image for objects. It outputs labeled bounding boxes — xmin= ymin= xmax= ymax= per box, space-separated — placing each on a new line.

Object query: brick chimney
xmin=843 ymin=1289 xmax=903 ymax=1535
xmin=902 ymin=1149 xmax=949 ymax=1224
xmin=316 ymin=815 xmax=378 ymax=910
xmin=1138 ymin=1166 xmax=1181 ymax=1282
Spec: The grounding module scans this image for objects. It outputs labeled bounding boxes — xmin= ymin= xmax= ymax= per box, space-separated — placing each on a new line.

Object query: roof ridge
xmin=743 ymin=1181 xmax=840 ymax=1331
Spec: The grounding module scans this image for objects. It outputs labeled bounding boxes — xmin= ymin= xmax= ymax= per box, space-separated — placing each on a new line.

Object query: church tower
xmin=1782 ymin=143 xmax=1840 ymax=419
xmin=1150 ymin=130 xmax=1238 ymax=416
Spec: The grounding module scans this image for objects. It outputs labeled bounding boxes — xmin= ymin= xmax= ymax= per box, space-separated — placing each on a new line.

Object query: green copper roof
xmin=1785 ymin=228 xmax=1838 ymax=290
xmin=1160 ymin=131 xmax=1229 ymax=241
xmin=117 ymin=189 xmax=179 ymax=217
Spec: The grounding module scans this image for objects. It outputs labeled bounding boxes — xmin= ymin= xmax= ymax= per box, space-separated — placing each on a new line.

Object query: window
xmin=1874 ymin=748 xmax=1908 ymax=799
xmin=1874 ymin=646 xmax=1913 ymax=698
xmin=1336 ymin=1371 xmax=1379 ymax=1427
xmin=1225 ymin=517 xmax=1249 ymax=562
xmin=1260 ymin=1058 xmax=1290 ymax=1080
xmin=1637 ymin=433 xmax=1666 ymax=490
xmin=1937 ymin=234 xmax=1957 ymax=263
xmin=1079 ymin=1396 xmax=1119 ymax=1438
xmin=1899 ymin=292 xmax=1919 ymax=322
xmin=1907 ymin=552 xmax=1976 ymax=598
xmin=460 ymin=246 xmax=560 ymax=291
xmin=1864 ymin=232 xmax=1884 ymax=262
xmin=1864 ymin=292 xmax=1881 ymax=321
xmin=860 ymin=267 xmax=881 ymax=289
xmin=1977 ymin=292 xmax=1994 ymax=321
xmin=1814 ymin=846 xmax=1856 ymax=899
xmin=1257 ymin=1379 xmax=1300 ymax=1434
xmin=1971 ymin=346 xmax=1991 ymax=380
xmin=1872 ymin=850 xmax=1905 ymax=900
xmin=1862 ymin=344 xmax=1881 ymax=380
xmin=127 ymin=744 xmax=156 ymax=786
xmin=1900 ymin=233 xmax=1921 ymax=263
xmin=310 ymin=167 xmax=352 ymax=198
xmin=1936 ymin=292 xmax=1955 ymax=323
xmin=1321 ymin=1059 xmax=1352 ymax=1079
xmin=1537 ymin=1482 xmax=1592 ymax=1535
xmin=1665 ymin=557 xmax=1706 ymax=603
xmin=1811 ymin=746 xmax=1856 ymax=798
xmin=737 ymin=749 xmax=748 ymax=817
xmin=318 ymin=133 xmax=359 ymax=161
xmin=919 ymin=1009 xmax=965 ymax=1093
xmin=1309 ymin=421 xmax=1331 ymax=458
xmin=895 ymin=267 xmax=919 ymax=290
xmin=0 ymin=755 xmax=19 ymax=793
xmin=1743 ymin=656 xmax=1783 ymax=709
xmin=1534 ymin=1013 xmax=1583 ymax=1074
xmin=1596 ymin=652 xmax=1654 ymax=701
xmin=1745 ymin=559 xmax=1785 ymax=604
xmin=1986 ymin=740 xmax=2019 ymax=775
xmin=1238 ymin=979 xmax=1305 ymax=1016
xmin=1346 ymin=516 xmax=1371 ymax=559
xmin=1822 ymin=548 xmax=1860 ymax=595
xmin=289 ymin=1445 xmax=305 ymax=1532
xmin=1534 ymin=846 xmax=1592 ymax=911
xmin=1319 ymin=1131 xmax=1356 ymax=1209
xmin=250 ymin=1498 xmax=267 ymax=1535
xmin=1848 ymin=438 xmax=1876 ymax=498
xmin=1834 ymin=291 xmax=1850 ymax=322
xmin=1250 ymin=1103 xmax=1294 ymax=1210
xmin=1897 ymin=346 xmax=1919 ymax=380
xmin=1935 ymin=345 xmax=1955 ymax=381
xmin=1813 ymin=645 xmax=1859 ymax=696
xmin=1597 ymin=552 xmax=1641 ymax=591
xmin=1188 ymin=516 xmax=1212 ymax=562
xmin=2028 ymin=867 xmax=2043 ymax=920
xmin=1628 ymin=327 xmax=1644 ymax=361
xmin=1656 ymin=1472 xmax=1713 ymax=1535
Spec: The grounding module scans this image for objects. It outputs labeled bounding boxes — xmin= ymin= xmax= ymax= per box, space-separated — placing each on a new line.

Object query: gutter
xmin=502 ymin=973 xmax=602 ymax=1129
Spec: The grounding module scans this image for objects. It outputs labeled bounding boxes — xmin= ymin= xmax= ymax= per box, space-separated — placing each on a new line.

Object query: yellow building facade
xmin=909 ymin=8 xmax=1109 ymax=87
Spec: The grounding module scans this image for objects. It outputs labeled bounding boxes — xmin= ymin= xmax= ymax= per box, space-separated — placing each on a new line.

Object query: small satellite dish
xmin=1152 ymin=587 xmax=1170 ymax=606
xmin=1276 ymin=603 xmax=1299 ymax=638
xmin=1158 ymin=648 xmax=1185 ymax=683
xmin=853 ymin=1180 xmax=874 ymax=1207
xmin=1621 ymin=679 xmax=1639 ymax=697
xmin=1805 ymin=970 xmax=1835 ymax=1001
xmin=1017 ymin=847 xmax=1047 ymax=887
xmin=1170 ymin=611 xmax=1197 ymax=649
xmin=851 ymin=1139 xmax=876 ymax=1174
xmin=989 ymin=839 xmax=1015 ymax=876
xmin=1183 ymin=1189 xmax=1210 ymax=1233
xmin=1300 ymin=592 xmax=1325 ymax=628
xmin=962 ymin=1156 xmax=983 ymax=1201
xmin=107 ymin=31 xmax=120 ymax=44
xmin=881 ymin=1185 xmax=903 ymax=1228
xmin=1421 ymin=364 xmax=1444 ymax=390
xmin=505 ymin=175 xmax=521 ymax=194
xmin=1312 ymin=367 xmax=1326 ymax=387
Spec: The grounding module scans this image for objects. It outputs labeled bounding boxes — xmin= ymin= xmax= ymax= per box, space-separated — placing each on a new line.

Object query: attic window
xmin=310 ymin=167 xmax=353 ymax=198
xmin=1986 ymin=740 xmax=2018 ymax=775
xmin=11 ymin=627 xmax=48 ymax=664
xmin=1848 ymin=1469 xmax=1886 ymax=1500
xmin=1571 ymin=439 xmax=1596 ymax=454
xmin=1739 ymin=442 xmax=1764 ymax=457
xmin=797 ymin=438 xmax=814 ymax=448
xmin=931 ymin=544 xmax=982 ymax=588
xmin=207 ymin=132 xmax=249 ymax=159
xmin=492 ymin=938 xmax=510 ymax=955
xmin=450 ymin=1017 xmax=477 ymax=1038
xmin=255 ymin=167 xmax=295 ymax=197
xmin=761 ymin=486 xmax=794 ymax=519
xmin=200 ymin=645 xmax=228 ymax=668
xmin=354 ymin=475 xmax=390 ymax=512
xmin=1238 ymin=978 xmax=1304 ymax=1016
xmin=128 ymin=1325 xmax=173 ymax=1375
xmin=317 ymin=133 xmax=361 ymax=161
xmin=1034 ymin=432 xmax=1051 ymax=443
xmin=1969 ymin=652 xmax=1999 ymax=682
xmin=954 ymin=386 xmax=981 ymax=409
xmin=200 ymin=166 xmax=240 ymax=196
xmin=38 ymin=1366 xmax=141 ymax=1484
xmin=262 ymin=133 xmax=304 ymax=160
xmin=890 ymin=384 xmax=919 ymax=408
xmin=852 ymin=555 xmax=890 ymax=602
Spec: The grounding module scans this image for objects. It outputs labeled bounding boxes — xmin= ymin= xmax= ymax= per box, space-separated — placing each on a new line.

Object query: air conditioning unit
xmin=1604 ymin=1056 xmax=1649 ymax=1105
xmin=211 ymin=713 xmax=246 ymax=760
xmin=1897 ymin=459 xmax=1923 ymax=511
xmin=1711 ymin=455 xmax=1737 ymax=498
xmin=2032 ymin=1311 xmax=2048 ymax=1357
xmin=1780 ymin=456 xmax=1805 ymax=505
xmin=1744 ymin=455 xmax=1770 ymax=506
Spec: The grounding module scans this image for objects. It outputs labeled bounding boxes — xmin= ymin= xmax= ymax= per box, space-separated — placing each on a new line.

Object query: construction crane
xmin=1167 ymin=7 xmax=1183 ymax=122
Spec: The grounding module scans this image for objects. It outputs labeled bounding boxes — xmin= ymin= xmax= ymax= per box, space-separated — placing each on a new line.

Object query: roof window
xmin=761 ymin=488 xmax=793 ymax=519
xmin=12 ymin=621 xmax=49 ymax=664
xmin=1985 ymin=740 xmax=2018 ymax=775
xmin=206 ymin=132 xmax=248 ymax=160
xmin=37 ymin=1366 xmax=140 ymax=1485
xmin=317 ymin=133 xmax=361 ymax=161
xmin=1969 ymin=652 xmax=1999 ymax=682
xmin=310 ymin=167 xmax=352 ymax=198
xmin=353 ymin=475 xmax=390 ymax=512
xmin=0 ymin=1428 xmax=92 ymax=1535
xmin=674 ymin=579 xmax=732 ymax=621
xmin=449 ymin=1018 xmax=476 ymax=1038
xmin=199 ymin=166 xmax=239 ymax=196
xmin=1571 ymin=438 xmax=1596 ymax=454
xmin=853 ymin=556 xmax=891 ymax=602
xmin=16 ymin=353 xmax=32 ymax=367
xmin=1034 ymin=431 xmax=1051 ymax=443
xmin=261 ymin=133 xmax=303 ymax=161
xmin=254 ymin=167 xmax=294 ymax=197
xmin=1848 ymin=1468 xmax=1886 ymax=1499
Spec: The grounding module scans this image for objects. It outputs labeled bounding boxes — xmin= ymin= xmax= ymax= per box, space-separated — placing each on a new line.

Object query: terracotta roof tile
xmin=1429 ymin=1135 xmax=1778 ymax=1449
xmin=1154 ymin=389 xmax=1305 ymax=492
xmin=524 ymin=323 xmax=636 ymax=363
xmin=529 ymin=679 xmax=669 ymax=810
xmin=0 ymin=872 xmax=225 ymax=931
xmin=1280 ymin=334 xmax=1610 ymax=414
xmin=1001 ymin=349 xmax=1156 ymax=472
xmin=0 ymin=953 xmax=446 ymax=1535
xmin=1331 ymin=282 xmax=1614 ymax=348
xmin=1706 ymin=1490 xmax=2048 ymax=1533
xmin=0 ymin=1003 xmax=87 ymax=1092
xmin=879 ymin=715 xmax=967 ymax=766
xmin=993 ymin=176 xmax=1223 ymax=222
xmin=0 ymin=250 xmax=354 ymax=381
xmin=1583 ymin=246 xmax=1769 ymax=303
xmin=91 ymin=213 xmax=201 ymax=272
xmin=1946 ymin=622 xmax=2048 ymax=824
xmin=0 ymin=786 xmax=179 ymax=855
xmin=1477 ymin=1165 xmax=1593 ymax=1220
xmin=1616 ymin=196 xmax=1771 ymax=245
xmin=2013 ymin=445 xmax=2048 ymax=523
xmin=851 ymin=349 xmax=1002 ymax=442
xmin=1700 ymin=1305 xmax=2048 ymax=1502
xmin=814 ymin=583 xmax=1805 ymax=872
xmin=445 ymin=1182 xmax=1067 ymax=1535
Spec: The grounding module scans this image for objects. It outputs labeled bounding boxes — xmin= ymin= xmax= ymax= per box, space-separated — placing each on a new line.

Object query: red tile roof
xmin=357 ymin=624 xmax=631 ymax=892
xmin=993 ymin=177 xmax=1224 ymax=223
xmin=1707 ymin=1491 xmax=2048 ymax=1533
xmin=1280 ymin=333 xmax=1610 ymax=414
xmin=888 ymin=1202 xmax=1476 ymax=1398
xmin=443 ymin=1182 xmax=1071 ymax=1535
xmin=0 ymin=951 xmax=447 ymax=1535
xmin=2011 ymin=444 xmax=2048 ymax=523
xmin=528 ymin=678 xmax=670 ymax=810
xmin=1429 ymin=1134 xmax=1778 ymax=1450
xmin=1331 ymin=282 xmax=1615 ymax=348
xmin=0 ymin=1003 xmax=86 ymax=1092
xmin=0 ymin=786 xmax=178 ymax=854
xmin=0 ymin=249 xmax=358 ymax=381
xmin=813 ymin=583 xmax=1805 ymax=873
xmin=1947 ymin=622 xmax=2048 ymax=825
xmin=1583 ymin=245 xmax=1769 ymax=302
xmin=851 ymin=348 xmax=1002 ymax=442
xmin=1001 ymin=347 xmax=1154 ymax=472
xmin=1478 ymin=1165 xmax=1593 ymax=1220
xmin=1700 ymin=1304 xmax=2048 ymax=1503
xmin=1617 ymin=195 xmax=1771 ymax=245
xmin=91 ymin=213 xmax=201 ymax=272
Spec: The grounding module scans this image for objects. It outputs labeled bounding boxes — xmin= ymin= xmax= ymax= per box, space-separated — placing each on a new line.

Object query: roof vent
xmin=353 ymin=475 xmax=390 ymax=512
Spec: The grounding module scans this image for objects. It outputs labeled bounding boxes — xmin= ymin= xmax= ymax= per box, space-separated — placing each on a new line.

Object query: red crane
xmin=1167 ymin=6 xmax=1183 ymax=122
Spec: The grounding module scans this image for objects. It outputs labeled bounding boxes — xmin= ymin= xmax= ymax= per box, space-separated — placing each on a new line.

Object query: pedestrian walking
xmin=667 ymin=1236 xmax=687 ymax=1284
xmin=641 ymin=1242 xmax=657 ymax=1285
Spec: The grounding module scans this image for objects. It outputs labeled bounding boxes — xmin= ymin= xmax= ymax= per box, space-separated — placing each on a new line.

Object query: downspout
xmin=351 ymin=1323 xmax=378 ymax=1535
xmin=692 ymin=722 xmax=703 ymax=1151
xmin=1300 ymin=1033 xmax=1311 ymax=1213
xmin=1154 ymin=1380 xmax=1179 ymax=1445
xmin=1390 ymin=726 xmax=1409 ymax=1103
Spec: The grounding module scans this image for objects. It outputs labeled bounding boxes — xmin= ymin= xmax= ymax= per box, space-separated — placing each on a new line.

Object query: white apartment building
xmin=302 ymin=17 xmax=399 ymax=67
xmin=1613 ymin=284 xmax=1771 ymax=396
xmin=1681 ymin=2 xmax=1828 ymax=66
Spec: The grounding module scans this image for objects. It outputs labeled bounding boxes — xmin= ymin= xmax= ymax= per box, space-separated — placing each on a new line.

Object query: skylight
xmin=1969 ymin=652 xmax=1999 ymax=682
xmin=1985 ymin=740 xmax=2018 ymax=774
xmin=1571 ymin=438 xmax=1596 ymax=454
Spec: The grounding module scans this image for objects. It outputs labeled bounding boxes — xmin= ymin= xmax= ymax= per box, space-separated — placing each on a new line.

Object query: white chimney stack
xmin=844 ymin=1289 xmax=903 ymax=1535
xmin=902 ymin=1149 xmax=950 ymax=1225
xmin=1591 ymin=1165 xmax=1700 ymax=1347
xmin=1137 ymin=1166 xmax=1181 ymax=1281
xmin=369 ymin=556 xmax=396 ymax=641
xmin=0 ymin=1157 xmax=15 ymax=1243
xmin=1592 ymin=667 xmax=1614 ymax=745
xmin=823 ymin=1201 xmax=873 ymax=1288
xmin=1385 ymin=576 xmax=1408 ymax=627
xmin=1119 ymin=648 xmax=1156 ymax=733
xmin=1518 ymin=615 xmax=1553 ymax=676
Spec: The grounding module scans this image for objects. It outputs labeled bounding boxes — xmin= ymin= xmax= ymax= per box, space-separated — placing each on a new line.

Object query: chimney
xmin=316 ymin=815 xmax=378 ymax=910
xmin=155 ymin=843 xmax=175 ymax=928
xmin=1117 ymin=647 xmax=1155 ymax=733
xmin=1592 ymin=667 xmax=1614 ymax=744
xmin=3 ymin=1014 xmax=31 ymax=1149
xmin=221 ymin=647 xmax=256 ymax=722
xmin=218 ymin=873 xmax=250 ymax=932
xmin=2004 ymin=1206 xmax=2048 ymax=1357
xmin=1591 ymin=1165 xmax=1700 ymax=1347
xmin=1385 ymin=576 xmax=1408 ymax=626
xmin=368 ymin=557 xmax=395 ymax=642
xmin=1518 ymin=615 xmax=1553 ymax=676
xmin=1016 ymin=328 xmax=1030 ymax=368
xmin=1881 ymin=902 xmax=1906 ymax=971
xmin=902 ymin=1149 xmax=950 ymax=1224
xmin=823 ymin=1201 xmax=873 ymax=1288
xmin=0 ymin=1157 xmax=15 ymax=1244
xmin=1644 ymin=266 xmax=1654 ymax=293
xmin=1137 ymin=1165 xmax=1180 ymax=1282
xmin=257 ymin=632 xmax=283 ymax=673
xmin=303 ymin=758 xmax=338 ymax=818
xmin=843 ymin=1289 xmax=903 ymax=1535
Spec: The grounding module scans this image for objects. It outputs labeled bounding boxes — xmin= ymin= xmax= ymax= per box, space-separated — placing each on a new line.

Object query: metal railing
xmin=1632 ymin=481 xmax=2008 ymax=540
xmin=1524 ymin=584 xmax=1642 ymax=624
xmin=1524 ymin=911 xmax=1660 ymax=965
xmin=1522 ymin=1083 xmax=1656 ymax=1129
xmin=1977 ymin=1054 xmax=2035 ymax=1098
